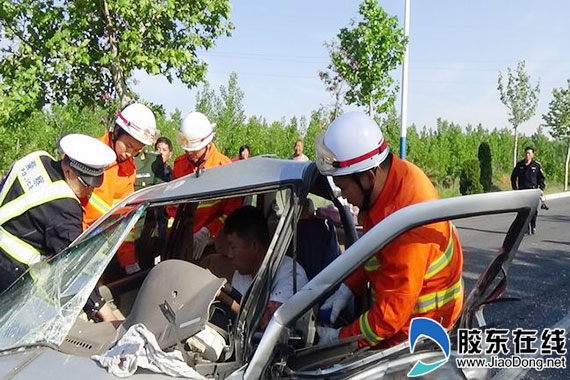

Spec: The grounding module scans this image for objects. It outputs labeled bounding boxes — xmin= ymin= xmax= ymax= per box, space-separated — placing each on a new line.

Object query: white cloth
xmin=92 ymin=323 xmax=205 ymax=379
xmin=231 ymin=256 xmax=308 ymax=304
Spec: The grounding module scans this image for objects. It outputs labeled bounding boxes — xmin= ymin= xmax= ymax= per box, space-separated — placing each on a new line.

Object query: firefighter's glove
xmin=320 ymin=283 xmax=353 ymax=324
xmin=193 ymin=227 xmax=213 ymax=261
xmin=316 ymin=326 xmax=340 ymax=345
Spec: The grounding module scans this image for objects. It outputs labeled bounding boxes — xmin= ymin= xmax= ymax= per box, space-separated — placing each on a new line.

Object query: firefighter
xmin=511 ymin=146 xmax=547 ymax=234
xmin=173 ymin=112 xmax=242 ymax=260
xmin=83 ymin=103 xmax=159 ymax=275
xmin=0 ymin=134 xmax=117 ymax=320
xmin=315 ymin=112 xmax=464 ymax=347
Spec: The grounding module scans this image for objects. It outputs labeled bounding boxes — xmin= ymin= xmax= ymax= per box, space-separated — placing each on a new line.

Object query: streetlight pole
xmin=399 ymin=0 xmax=411 ymax=159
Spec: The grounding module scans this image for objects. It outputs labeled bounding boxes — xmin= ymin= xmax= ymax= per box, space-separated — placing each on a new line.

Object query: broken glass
xmin=0 ymin=205 xmax=146 ymax=351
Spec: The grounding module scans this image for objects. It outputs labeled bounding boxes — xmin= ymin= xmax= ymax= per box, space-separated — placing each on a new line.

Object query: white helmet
xmin=115 ymin=103 xmax=159 ymax=146
xmin=177 ymin=112 xmax=215 ymax=152
xmin=315 ymin=111 xmax=389 ymax=176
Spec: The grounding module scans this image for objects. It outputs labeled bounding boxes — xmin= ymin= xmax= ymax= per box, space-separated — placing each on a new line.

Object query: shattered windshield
xmin=0 ymin=205 xmax=146 ymax=351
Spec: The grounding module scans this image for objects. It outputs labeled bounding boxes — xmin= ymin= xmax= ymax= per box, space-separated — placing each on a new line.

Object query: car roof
xmin=125 ymin=156 xmax=318 ymax=206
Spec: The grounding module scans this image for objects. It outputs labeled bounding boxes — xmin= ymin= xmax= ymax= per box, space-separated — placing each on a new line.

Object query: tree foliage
xmin=497 ymin=60 xmax=540 ymax=167
xmin=2 ymin=70 xmax=568 ymax=197
xmin=542 ymin=80 xmax=570 ymax=190
xmin=192 ymin=74 xmax=323 ymax=160
xmin=319 ymin=41 xmax=346 ymax=119
xmin=0 ymin=0 xmax=232 ymax=125
xmin=322 ymin=0 xmax=406 ymax=116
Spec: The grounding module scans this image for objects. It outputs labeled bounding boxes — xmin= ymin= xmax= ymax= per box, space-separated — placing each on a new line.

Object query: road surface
xmin=455 ymin=196 xmax=570 ymax=380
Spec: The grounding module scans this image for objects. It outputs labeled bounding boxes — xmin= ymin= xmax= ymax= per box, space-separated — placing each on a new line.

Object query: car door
xmin=236 ymin=189 xmax=540 ymax=380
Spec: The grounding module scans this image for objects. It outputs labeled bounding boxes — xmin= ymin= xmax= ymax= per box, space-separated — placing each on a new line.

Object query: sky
xmin=133 ymin=0 xmax=570 ymax=135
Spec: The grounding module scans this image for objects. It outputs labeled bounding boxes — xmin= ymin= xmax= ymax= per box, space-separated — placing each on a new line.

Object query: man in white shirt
xmin=224 ymin=206 xmax=308 ymax=328
xmin=289 ymin=140 xmax=309 ymax=162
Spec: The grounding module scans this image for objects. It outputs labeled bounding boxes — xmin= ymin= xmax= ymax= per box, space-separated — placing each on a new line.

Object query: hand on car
xmin=317 ymin=326 xmax=340 ymax=345
xmin=320 ymin=283 xmax=353 ymax=324
xmin=193 ymin=226 xmax=213 ymax=261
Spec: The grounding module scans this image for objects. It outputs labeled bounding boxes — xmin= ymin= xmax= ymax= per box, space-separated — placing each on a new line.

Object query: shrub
xmin=459 ymin=159 xmax=483 ymax=195
xmin=478 ymin=142 xmax=492 ymax=192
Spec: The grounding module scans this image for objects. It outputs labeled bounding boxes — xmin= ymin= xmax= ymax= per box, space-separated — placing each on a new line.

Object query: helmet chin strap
xmin=351 ymin=170 xmax=375 ymax=211
xmin=189 ymin=143 xmax=210 ymax=168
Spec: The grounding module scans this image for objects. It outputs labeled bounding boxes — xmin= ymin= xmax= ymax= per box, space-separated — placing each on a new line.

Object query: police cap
xmin=59 ymin=134 xmax=116 ymax=187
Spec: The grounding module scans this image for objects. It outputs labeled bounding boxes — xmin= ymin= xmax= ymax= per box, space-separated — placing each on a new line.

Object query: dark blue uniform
xmin=511 ymin=159 xmax=545 ymax=191
xmin=511 ymin=159 xmax=546 ymax=233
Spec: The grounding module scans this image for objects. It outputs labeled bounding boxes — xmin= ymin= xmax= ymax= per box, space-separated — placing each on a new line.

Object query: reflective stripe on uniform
xmin=197 ymin=200 xmax=220 ymax=209
xmin=0 ymin=226 xmax=42 ymax=265
xmin=365 ymin=256 xmax=380 ymax=272
xmin=124 ymin=229 xmax=137 ymax=243
xmin=412 ymin=278 xmax=463 ymax=314
xmin=217 ymin=214 xmax=227 ymax=225
xmin=359 ymin=310 xmax=385 ymax=345
xmin=88 ymin=193 xmax=113 ymax=215
xmin=0 ymin=152 xmax=78 ymax=265
xmin=0 ymin=180 xmax=77 ymax=225
xmin=424 ymin=222 xmax=456 ymax=280
xmin=0 ymin=151 xmax=52 ymax=203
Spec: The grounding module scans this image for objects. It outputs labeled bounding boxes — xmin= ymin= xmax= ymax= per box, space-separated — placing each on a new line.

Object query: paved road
xmin=455 ymin=196 xmax=570 ymax=379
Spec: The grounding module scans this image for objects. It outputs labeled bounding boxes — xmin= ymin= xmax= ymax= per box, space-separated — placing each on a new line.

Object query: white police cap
xmin=59 ymin=134 xmax=116 ymax=187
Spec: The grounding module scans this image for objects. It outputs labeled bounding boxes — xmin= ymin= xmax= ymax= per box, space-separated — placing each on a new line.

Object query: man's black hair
xmin=524 ymin=146 xmax=535 ymax=153
xmin=239 ymin=144 xmax=250 ymax=155
xmin=155 ymin=137 xmax=173 ymax=151
xmin=224 ymin=206 xmax=270 ymax=249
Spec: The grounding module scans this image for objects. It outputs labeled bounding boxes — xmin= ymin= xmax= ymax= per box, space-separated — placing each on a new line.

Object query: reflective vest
xmin=340 ymin=154 xmax=464 ymax=347
xmin=81 ymin=134 xmax=137 ymax=271
xmin=0 ymin=152 xmax=78 ymax=266
xmin=172 ymin=143 xmax=241 ymax=237
xmin=82 ymin=133 xmax=136 ymax=229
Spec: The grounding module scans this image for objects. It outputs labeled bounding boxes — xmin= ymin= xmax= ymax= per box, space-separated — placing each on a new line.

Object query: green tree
xmin=303 ymin=107 xmax=329 ymax=160
xmin=215 ymin=72 xmax=246 ymax=156
xmin=319 ymin=41 xmax=346 ymax=119
xmin=0 ymin=0 xmax=232 ymax=125
xmin=542 ymin=80 xmax=570 ymax=190
xmin=0 ymin=99 xmax=109 ymax=169
xmin=497 ymin=60 xmax=540 ymax=168
xmin=195 ymin=82 xmax=220 ymax=122
xmin=322 ymin=0 xmax=407 ymax=117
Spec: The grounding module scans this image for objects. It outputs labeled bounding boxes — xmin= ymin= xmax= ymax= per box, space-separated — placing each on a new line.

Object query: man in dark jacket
xmin=511 ymin=146 xmax=546 ymax=234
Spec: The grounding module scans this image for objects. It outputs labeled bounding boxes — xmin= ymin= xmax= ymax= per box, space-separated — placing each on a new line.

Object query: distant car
xmin=0 ymin=157 xmax=540 ymax=379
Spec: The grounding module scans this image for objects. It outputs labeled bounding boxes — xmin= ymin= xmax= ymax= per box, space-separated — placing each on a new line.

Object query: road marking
xmin=491 ymin=311 xmax=570 ymax=380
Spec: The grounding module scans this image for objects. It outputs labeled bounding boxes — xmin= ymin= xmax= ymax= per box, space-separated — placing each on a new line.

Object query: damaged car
xmin=0 ymin=157 xmax=540 ymax=379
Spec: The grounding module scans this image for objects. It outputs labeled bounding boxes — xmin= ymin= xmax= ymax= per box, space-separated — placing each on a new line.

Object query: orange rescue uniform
xmin=82 ymin=132 xmax=138 ymax=269
xmin=339 ymin=153 xmax=464 ymax=347
xmin=173 ymin=143 xmax=241 ymax=236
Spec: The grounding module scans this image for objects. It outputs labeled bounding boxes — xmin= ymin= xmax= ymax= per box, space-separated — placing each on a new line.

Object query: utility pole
xmin=399 ymin=0 xmax=411 ymax=159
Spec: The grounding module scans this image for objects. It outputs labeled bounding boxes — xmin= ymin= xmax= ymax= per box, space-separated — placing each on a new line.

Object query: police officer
xmin=0 ymin=134 xmax=117 ymax=320
xmin=511 ymin=146 xmax=546 ymax=234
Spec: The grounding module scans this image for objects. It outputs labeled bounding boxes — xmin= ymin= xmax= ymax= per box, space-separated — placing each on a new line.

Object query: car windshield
xmin=0 ymin=205 xmax=146 ymax=351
